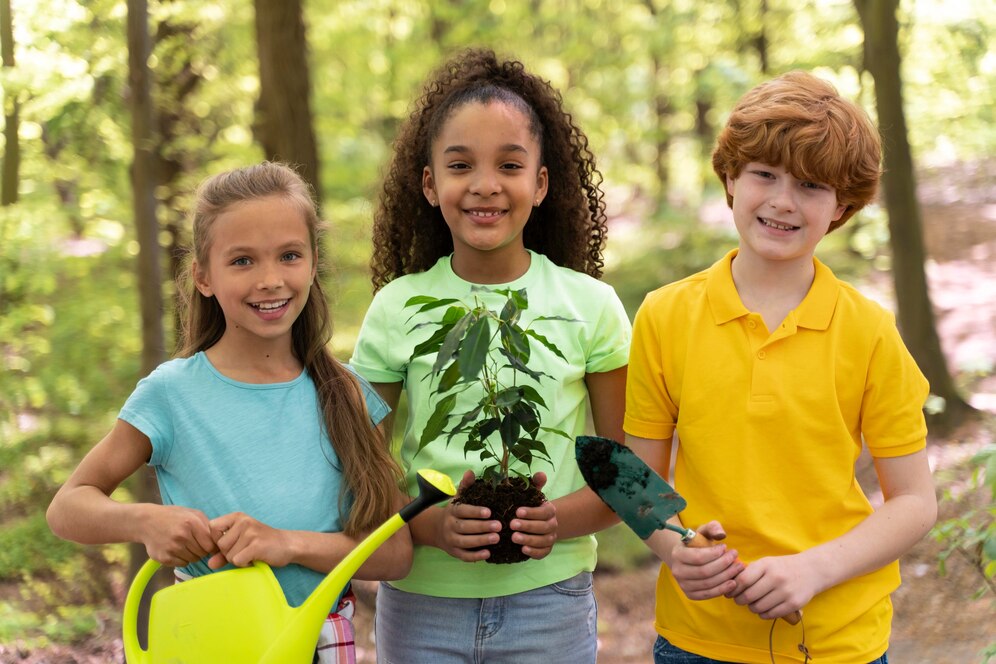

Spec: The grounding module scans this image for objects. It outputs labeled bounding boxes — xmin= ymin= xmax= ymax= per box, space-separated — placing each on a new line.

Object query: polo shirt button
xmin=747 ymin=320 xmax=757 ymax=329
xmin=757 ymin=350 xmax=766 ymax=359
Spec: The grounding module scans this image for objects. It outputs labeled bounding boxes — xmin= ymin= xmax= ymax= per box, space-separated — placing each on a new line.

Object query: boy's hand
xmin=669 ymin=521 xmax=745 ymax=600
xmin=728 ymin=553 xmax=817 ymax=620
xmin=436 ymin=470 xmax=501 ymax=562
xmin=207 ymin=512 xmax=292 ymax=570
xmin=141 ymin=504 xmax=217 ymax=567
xmin=510 ymin=472 xmax=557 ymax=560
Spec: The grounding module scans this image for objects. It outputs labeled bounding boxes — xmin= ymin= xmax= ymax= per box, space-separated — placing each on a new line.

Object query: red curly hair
xmin=711 ymin=71 xmax=881 ymax=232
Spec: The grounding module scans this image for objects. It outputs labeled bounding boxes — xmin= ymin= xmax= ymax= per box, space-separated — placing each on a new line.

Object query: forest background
xmin=0 ymin=0 xmax=993 ymax=661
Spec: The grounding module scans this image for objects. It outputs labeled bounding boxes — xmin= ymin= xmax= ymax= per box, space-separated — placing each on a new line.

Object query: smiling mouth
xmin=759 ymin=217 xmax=799 ymax=231
xmin=466 ymin=209 xmax=506 ymax=219
xmin=250 ymin=299 xmax=289 ymax=311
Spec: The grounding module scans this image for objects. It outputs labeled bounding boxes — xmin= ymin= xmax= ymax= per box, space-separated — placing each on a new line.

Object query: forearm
xmin=47 ymin=485 xmax=154 ymax=546
xmin=284 ymin=527 xmax=413 ymax=581
xmin=799 ymin=491 xmax=937 ymax=594
xmin=551 ymin=487 xmax=618 ymax=540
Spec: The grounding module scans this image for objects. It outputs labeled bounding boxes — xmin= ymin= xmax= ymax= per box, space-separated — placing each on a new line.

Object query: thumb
xmin=531 ymin=471 xmax=548 ymax=492
xmin=457 ymin=469 xmax=477 ymax=492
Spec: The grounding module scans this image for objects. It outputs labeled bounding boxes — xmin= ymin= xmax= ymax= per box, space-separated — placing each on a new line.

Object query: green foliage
xmin=406 ymin=288 xmax=574 ymax=482
xmin=931 ymin=443 xmax=996 ymax=598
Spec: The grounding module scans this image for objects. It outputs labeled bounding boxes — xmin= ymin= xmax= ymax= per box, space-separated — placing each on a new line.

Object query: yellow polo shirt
xmin=625 ymin=249 xmax=928 ymax=664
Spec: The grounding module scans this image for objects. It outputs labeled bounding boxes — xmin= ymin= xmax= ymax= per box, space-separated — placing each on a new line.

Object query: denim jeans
xmin=653 ymin=635 xmax=888 ymax=664
xmin=375 ymin=572 xmax=597 ymax=664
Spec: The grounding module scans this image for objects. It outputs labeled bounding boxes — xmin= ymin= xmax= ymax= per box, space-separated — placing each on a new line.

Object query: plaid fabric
xmin=173 ymin=571 xmax=357 ymax=663
xmin=314 ymin=588 xmax=357 ymax=664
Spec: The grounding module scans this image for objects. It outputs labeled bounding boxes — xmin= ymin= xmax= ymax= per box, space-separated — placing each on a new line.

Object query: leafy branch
xmin=405 ymin=288 xmax=575 ymax=483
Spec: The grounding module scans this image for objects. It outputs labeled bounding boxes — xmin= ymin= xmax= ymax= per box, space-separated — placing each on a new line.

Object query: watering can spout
xmin=258 ymin=469 xmax=456 ymax=663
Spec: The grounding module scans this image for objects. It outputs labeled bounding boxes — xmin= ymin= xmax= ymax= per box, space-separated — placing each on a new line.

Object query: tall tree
xmin=854 ymin=0 xmax=974 ymax=429
xmin=127 ymin=0 xmax=169 ymax=635
xmin=253 ymin=0 xmax=320 ymax=201
xmin=1 ymin=0 xmax=18 ymax=205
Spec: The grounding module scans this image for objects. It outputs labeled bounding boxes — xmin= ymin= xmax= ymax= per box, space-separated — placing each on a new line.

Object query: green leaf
xmin=437 ymin=360 xmax=463 ymax=392
xmin=458 ymin=317 xmax=491 ymax=381
xmin=411 ymin=323 xmax=454 ymax=358
xmin=404 ymin=295 xmax=438 ymax=307
xmin=519 ymin=384 xmax=548 ymax=410
xmin=498 ymin=347 xmax=545 ymax=381
xmin=511 ymin=401 xmax=540 ymax=435
xmin=532 ymin=315 xmax=580 ymax=323
xmin=499 ymin=295 xmax=521 ymax=325
xmin=434 ymin=312 xmax=475 ymax=373
xmin=500 ymin=413 xmax=520 ymax=447
xmin=495 ymin=386 xmax=524 ymax=409
xmin=540 ymin=426 xmax=573 ymax=441
xmin=524 ymin=328 xmax=567 ymax=362
xmin=409 ymin=297 xmax=462 ymax=315
xmin=500 ymin=322 xmax=530 ymax=363
xmin=417 ymin=394 xmax=457 ymax=452
xmin=475 ymin=417 xmax=501 ymax=443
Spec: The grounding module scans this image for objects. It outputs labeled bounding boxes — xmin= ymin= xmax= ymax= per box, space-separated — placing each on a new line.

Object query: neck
xmin=450 ymin=247 xmax=532 ymax=284
xmin=205 ymin=334 xmax=302 ymax=383
xmin=731 ymin=250 xmax=815 ymax=330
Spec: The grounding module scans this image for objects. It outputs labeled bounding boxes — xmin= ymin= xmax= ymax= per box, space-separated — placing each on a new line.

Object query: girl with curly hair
xmin=351 ymin=49 xmax=631 ymax=663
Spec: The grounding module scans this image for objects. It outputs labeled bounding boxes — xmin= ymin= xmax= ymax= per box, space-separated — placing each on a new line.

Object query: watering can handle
xmin=400 ymin=469 xmax=455 ymax=522
xmin=683 ymin=529 xmax=803 ymax=626
xmin=122 ymin=558 xmax=160 ymax=664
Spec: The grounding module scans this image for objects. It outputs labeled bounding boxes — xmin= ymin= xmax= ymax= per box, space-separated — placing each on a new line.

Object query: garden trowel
xmin=575 ymin=435 xmax=801 ymax=625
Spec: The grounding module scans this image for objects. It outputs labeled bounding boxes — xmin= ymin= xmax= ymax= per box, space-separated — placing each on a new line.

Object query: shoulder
xmin=141 ymin=355 xmax=202 ymax=385
xmin=639 ymin=266 xmax=710 ymax=313
xmin=833 ymin=278 xmax=894 ymax=329
xmin=533 ymin=255 xmax=621 ymax=298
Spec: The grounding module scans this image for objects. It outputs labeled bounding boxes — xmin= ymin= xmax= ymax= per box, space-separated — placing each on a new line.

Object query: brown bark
xmin=253 ymin=0 xmax=320 ymax=202
xmin=1 ymin=0 xmax=19 ymax=206
xmin=126 ymin=0 xmax=169 ymax=639
xmin=854 ymin=0 xmax=974 ymax=430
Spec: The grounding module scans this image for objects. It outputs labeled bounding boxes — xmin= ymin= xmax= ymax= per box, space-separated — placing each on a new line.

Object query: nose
xmin=257 ymin=263 xmax=284 ymax=290
xmin=469 ymin=168 xmax=500 ymax=197
xmin=769 ymin=180 xmax=797 ymax=212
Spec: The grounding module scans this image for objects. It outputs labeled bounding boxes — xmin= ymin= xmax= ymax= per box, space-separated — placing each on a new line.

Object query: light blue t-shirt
xmin=119 ymin=351 xmax=389 ymax=607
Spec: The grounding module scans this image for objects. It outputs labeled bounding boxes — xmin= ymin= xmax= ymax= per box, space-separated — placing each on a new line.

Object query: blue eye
xmin=281 ymin=252 xmax=301 ymax=261
xmin=232 ymin=257 xmax=251 ymax=266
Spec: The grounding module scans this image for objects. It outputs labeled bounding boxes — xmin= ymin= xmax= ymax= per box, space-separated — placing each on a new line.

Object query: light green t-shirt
xmin=351 ymin=251 xmax=631 ymax=597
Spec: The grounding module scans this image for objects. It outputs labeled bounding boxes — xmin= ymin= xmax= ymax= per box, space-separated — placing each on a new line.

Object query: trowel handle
xmin=683 ymin=529 xmax=802 ymax=626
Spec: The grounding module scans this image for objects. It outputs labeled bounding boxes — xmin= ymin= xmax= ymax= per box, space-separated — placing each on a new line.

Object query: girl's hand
xmin=510 ymin=472 xmax=557 ymax=560
xmin=207 ymin=512 xmax=291 ymax=570
xmin=437 ymin=470 xmax=502 ymax=562
xmin=140 ymin=504 xmax=217 ymax=567
xmin=669 ymin=521 xmax=745 ymax=600
xmin=728 ymin=553 xmax=818 ymax=620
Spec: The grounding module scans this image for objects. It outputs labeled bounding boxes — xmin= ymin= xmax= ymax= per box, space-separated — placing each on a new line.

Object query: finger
xmin=521 ymin=544 xmax=553 ymax=560
xmin=531 ymin=471 xmax=548 ymax=491
xmin=207 ymin=552 xmax=229 ymax=570
xmin=697 ymin=520 xmax=727 ymax=541
xmin=514 ymin=501 xmax=555 ymax=522
xmin=509 ymin=516 xmax=555 ymax=535
xmin=450 ymin=502 xmax=492 ymax=521
xmin=457 ymin=469 xmax=476 ymax=491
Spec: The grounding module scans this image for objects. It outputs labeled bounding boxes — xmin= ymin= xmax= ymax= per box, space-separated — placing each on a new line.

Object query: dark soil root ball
xmin=576 ymin=437 xmax=618 ymax=491
xmin=455 ymin=476 xmax=546 ymax=564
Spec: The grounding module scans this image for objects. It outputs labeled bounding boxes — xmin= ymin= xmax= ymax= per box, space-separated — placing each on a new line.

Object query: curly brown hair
xmin=370 ymin=48 xmax=607 ymax=291
xmin=711 ymin=71 xmax=881 ymax=233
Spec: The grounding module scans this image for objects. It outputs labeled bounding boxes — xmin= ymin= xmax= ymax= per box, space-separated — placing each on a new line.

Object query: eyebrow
xmin=442 ymin=143 xmax=529 ymax=155
xmin=221 ymin=240 xmax=309 ymax=256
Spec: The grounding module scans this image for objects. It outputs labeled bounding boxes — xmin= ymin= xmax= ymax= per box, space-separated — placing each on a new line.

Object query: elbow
xmin=46 ymin=495 xmax=68 ymax=541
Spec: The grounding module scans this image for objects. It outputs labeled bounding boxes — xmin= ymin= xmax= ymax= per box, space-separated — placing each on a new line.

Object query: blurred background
xmin=0 ymin=0 xmax=993 ymax=661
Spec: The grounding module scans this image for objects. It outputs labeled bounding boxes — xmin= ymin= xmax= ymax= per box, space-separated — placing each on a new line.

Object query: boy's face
xmin=726 ymin=162 xmax=846 ymax=268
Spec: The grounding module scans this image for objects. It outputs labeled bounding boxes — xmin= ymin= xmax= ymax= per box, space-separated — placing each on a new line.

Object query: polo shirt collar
xmin=706 ymin=249 xmax=840 ymax=330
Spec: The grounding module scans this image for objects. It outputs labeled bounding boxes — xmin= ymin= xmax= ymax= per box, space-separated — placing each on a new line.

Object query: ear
xmin=533 ymin=166 xmax=549 ymax=206
xmin=726 ymin=174 xmax=736 ymax=198
xmin=192 ymin=260 xmax=213 ymax=297
xmin=422 ymin=166 xmax=437 ymax=207
xmin=831 ymin=202 xmax=847 ymax=222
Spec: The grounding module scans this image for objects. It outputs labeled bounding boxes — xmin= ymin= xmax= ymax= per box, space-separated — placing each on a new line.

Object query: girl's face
xmin=727 ymin=162 xmax=845 ymax=269
xmin=193 ymin=194 xmax=316 ymax=350
xmin=422 ymin=101 xmax=548 ymax=279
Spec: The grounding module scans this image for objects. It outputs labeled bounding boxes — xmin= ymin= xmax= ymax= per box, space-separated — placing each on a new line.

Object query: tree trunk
xmin=1 ymin=0 xmax=19 ymax=206
xmin=854 ymin=0 xmax=974 ymax=430
xmin=126 ymin=0 xmax=169 ymax=641
xmin=253 ymin=0 xmax=320 ymax=203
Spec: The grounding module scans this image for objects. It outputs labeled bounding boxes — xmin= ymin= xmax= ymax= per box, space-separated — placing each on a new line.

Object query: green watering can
xmin=122 ymin=469 xmax=455 ymax=663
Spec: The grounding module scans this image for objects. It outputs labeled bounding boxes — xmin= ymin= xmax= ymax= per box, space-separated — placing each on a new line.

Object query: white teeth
xmin=468 ymin=210 xmax=503 ymax=218
xmin=253 ymin=300 xmax=288 ymax=310
xmin=760 ymin=218 xmax=797 ymax=231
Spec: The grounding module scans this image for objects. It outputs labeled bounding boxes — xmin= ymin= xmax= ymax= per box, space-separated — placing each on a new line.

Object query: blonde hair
xmin=711 ymin=71 xmax=881 ymax=232
xmin=176 ymin=162 xmax=403 ymax=535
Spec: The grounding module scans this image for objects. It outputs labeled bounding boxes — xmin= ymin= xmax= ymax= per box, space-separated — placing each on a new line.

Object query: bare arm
xmin=46 ymin=419 xmax=218 ymax=566
xmin=546 ymin=366 xmax=628 ymax=541
xmin=730 ymin=448 xmax=937 ymax=619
